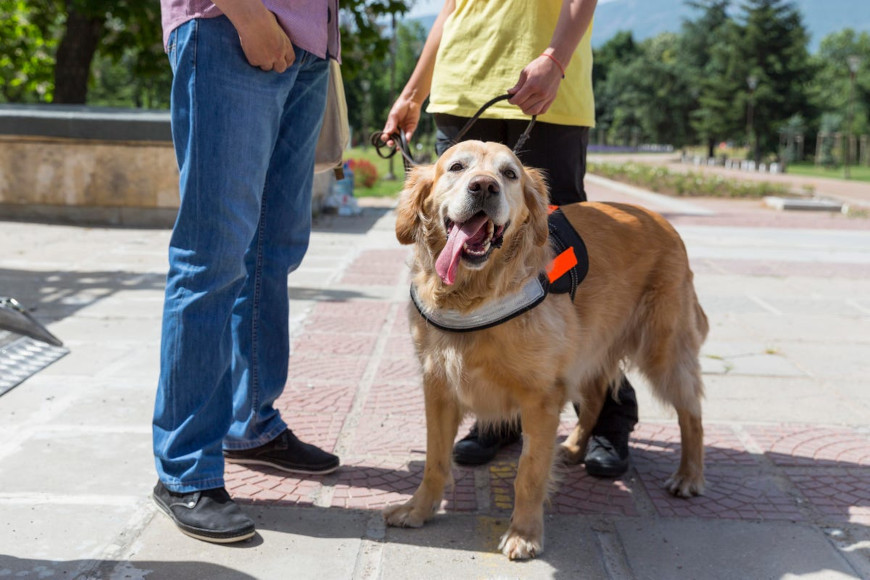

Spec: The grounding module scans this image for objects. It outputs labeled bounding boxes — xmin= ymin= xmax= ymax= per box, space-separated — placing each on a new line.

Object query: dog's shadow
xmin=231 ymin=434 xmax=868 ymax=578
xmin=234 ymin=425 xmax=869 ymax=526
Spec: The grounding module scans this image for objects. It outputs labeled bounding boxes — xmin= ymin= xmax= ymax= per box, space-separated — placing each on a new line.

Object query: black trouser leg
xmin=573 ymin=375 xmax=638 ymax=435
xmin=592 ymin=375 xmax=638 ymax=436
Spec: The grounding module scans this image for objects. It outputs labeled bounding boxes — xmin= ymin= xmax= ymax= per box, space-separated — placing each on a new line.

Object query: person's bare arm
xmin=212 ymin=0 xmax=296 ymax=72
xmin=382 ymin=0 xmax=456 ymax=142
xmin=508 ymin=0 xmax=597 ymax=116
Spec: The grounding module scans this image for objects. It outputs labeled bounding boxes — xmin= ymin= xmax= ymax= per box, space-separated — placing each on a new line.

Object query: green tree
xmin=592 ymin=30 xmax=641 ymax=137
xmin=52 ymin=0 xmax=164 ymax=104
xmin=343 ymin=17 xmax=430 ymax=147
xmin=597 ymin=34 xmax=696 ymax=148
xmin=629 ymin=33 xmax=696 ymax=147
xmin=683 ymin=0 xmax=740 ymax=157
xmin=0 ymin=0 xmax=165 ymax=105
xmin=1 ymin=0 xmax=411 ymax=108
xmin=679 ymin=0 xmax=731 ymax=155
xmin=736 ymin=0 xmax=815 ymax=162
xmin=691 ymin=18 xmax=745 ymax=158
xmin=0 ymin=0 xmax=62 ymax=102
xmin=810 ymin=29 xmax=870 ymax=139
xmin=680 ymin=0 xmax=731 ymax=71
xmin=689 ymin=0 xmax=814 ymax=162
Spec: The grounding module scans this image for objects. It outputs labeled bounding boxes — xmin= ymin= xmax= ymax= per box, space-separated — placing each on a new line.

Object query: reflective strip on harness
xmin=408 ymin=206 xmax=589 ymax=332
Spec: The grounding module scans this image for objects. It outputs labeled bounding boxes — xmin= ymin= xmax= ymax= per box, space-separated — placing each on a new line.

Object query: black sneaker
xmin=223 ymin=429 xmax=340 ymax=475
xmin=152 ymin=481 xmax=255 ymax=544
xmin=452 ymin=421 xmax=521 ymax=466
xmin=584 ymin=433 xmax=630 ymax=478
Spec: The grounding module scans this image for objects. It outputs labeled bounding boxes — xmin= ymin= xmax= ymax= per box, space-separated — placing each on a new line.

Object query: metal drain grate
xmin=0 ymin=332 xmax=69 ymax=396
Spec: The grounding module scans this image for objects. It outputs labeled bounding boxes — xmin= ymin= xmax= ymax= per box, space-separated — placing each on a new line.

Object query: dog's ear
xmin=522 ymin=167 xmax=550 ymax=247
xmin=395 ymin=164 xmax=435 ymax=245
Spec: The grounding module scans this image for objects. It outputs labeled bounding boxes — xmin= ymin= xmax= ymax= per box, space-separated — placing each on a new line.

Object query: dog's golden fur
xmin=384 ymin=141 xmax=708 ymax=560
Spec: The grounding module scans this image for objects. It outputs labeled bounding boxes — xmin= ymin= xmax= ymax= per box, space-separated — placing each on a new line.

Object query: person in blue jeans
xmin=152 ymin=0 xmax=340 ymax=544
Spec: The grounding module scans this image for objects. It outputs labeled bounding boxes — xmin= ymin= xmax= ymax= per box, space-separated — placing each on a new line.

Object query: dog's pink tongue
xmin=435 ymin=214 xmax=489 ymax=285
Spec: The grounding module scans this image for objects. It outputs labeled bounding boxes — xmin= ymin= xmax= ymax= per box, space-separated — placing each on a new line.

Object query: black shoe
xmin=223 ymin=429 xmax=340 ymax=475
xmin=452 ymin=421 xmax=521 ymax=466
xmin=584 ymin=433 xmax=630 ymax=478
xmin=152 ymin=481 xmax=255 ymax=544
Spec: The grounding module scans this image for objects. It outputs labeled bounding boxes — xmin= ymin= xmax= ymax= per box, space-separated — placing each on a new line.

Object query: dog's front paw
xmin=383 ymin=501 xmax=431 ymax=528
xmin=665 ymin=471 xmax=705 ymax=498
xmin=498 ymin=527 xmax=543 ymax=560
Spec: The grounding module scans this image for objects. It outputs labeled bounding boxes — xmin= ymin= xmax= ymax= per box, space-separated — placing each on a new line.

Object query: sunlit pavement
xmin=1 ymin=172 xmax=868 ymax=578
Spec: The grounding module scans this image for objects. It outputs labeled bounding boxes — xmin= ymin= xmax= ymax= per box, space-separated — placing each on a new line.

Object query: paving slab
xmin=695 ymin=375 xmax=870 ymax=424
xmin=380 ymin=514 xmax=610 ymax=579
xmin=0 ymin=501 xmax=149 ymax=577
xmin=113 ymin=507 xmax=370 ymax=580
xmin=615 ymin=519 xmax=858 ymax=580
xmin=0 ymin=429 xmax=153 ymax=497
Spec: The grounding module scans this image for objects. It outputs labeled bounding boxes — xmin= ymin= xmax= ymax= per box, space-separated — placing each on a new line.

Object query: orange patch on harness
xmin=547 ymin=247 xmax=578 ymax=284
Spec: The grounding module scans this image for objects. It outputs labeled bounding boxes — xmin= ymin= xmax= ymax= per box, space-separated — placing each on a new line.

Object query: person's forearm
xmin=546 ymin=0 xmax=597 ymax=68
xmin=399 ymin=0 xmax=456 ymax=105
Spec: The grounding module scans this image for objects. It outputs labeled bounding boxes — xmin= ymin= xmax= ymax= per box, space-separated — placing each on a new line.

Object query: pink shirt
xmin=160 ymin=0 xmax=340 ymax=61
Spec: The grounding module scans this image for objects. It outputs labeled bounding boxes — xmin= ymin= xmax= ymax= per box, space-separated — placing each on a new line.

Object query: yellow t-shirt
xmin=427 ymin=0 xmax=595 ymax=127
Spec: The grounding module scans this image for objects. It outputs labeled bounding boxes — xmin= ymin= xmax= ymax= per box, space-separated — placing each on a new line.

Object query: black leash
xmin=370 ymin=93 xmax=537 ymax=171
xmin=370 ymin=123 xmax=417 ymax=172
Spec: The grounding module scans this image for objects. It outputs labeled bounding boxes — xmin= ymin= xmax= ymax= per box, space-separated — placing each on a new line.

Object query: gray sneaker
xmin=152 ymin=482 xmax=255 ymax=544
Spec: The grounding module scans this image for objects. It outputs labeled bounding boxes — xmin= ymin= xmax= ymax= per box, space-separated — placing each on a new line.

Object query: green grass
xmin=784 ymin=162 xmax=870 ymax=183
xmin=343 ymin=146 xmax=406 ymax=198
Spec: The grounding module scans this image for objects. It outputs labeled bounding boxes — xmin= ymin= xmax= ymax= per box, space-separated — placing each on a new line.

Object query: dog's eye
xmin=502 ymin=168 xmax=518 ymax=180
xmin=448 ymin=162 xmax=464 ymax=172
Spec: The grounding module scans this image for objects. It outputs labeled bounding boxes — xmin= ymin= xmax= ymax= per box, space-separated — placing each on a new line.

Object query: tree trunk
xmin=706 ymin=138 xmax=715 ymax=159
xmin=53 ymin=3 xmax=103 ymax=104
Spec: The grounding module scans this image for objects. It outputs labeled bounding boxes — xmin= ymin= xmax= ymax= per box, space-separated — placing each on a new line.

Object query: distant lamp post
xmin=361 ymin=79 xmax=371 ymax=149
xmin=845 ymin=55 xmax=861 ymax=180
xmin=746 ymin=75 xmax=758 ymax=165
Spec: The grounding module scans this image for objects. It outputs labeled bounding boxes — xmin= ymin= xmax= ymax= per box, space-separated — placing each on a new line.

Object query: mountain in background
xmin=591 ymin=0 xmax=869 ymax=50
xmin=406 ymin=0 xmax=870 ymax=52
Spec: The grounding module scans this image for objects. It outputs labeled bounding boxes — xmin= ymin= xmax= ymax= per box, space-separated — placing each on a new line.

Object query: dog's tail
xmin=693 ymin=290 xmax=709 ymax=343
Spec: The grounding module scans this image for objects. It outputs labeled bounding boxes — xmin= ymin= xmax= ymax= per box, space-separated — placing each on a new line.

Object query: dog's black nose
xmin=467 ymin=176 xmax=500 ymax=198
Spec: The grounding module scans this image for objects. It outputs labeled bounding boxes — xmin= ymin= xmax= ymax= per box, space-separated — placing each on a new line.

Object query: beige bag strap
xmin=314 ymin=59 xmax=350 ymax=178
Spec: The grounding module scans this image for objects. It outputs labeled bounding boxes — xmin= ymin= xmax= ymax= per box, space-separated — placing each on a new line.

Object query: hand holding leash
xmin=382 ymin=93 xmax=423 ymax=146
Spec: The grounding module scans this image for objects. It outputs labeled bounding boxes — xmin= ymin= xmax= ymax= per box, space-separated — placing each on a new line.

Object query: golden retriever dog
xmin=384 ymin=140 xmax=708 ymax=560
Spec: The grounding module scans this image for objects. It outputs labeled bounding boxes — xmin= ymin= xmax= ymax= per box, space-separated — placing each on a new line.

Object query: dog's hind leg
xmin=499 ymin=391 xmax=563 ymax=560
xmin=665 ymin=404 xmax=705 ymax=497
xmin=559 ymin=375 xmax=610 ymax=465
xmin=641 ymin=323 xmax=707 ymax=497
xmin=384 ymin=377 xmax=461 ymax=528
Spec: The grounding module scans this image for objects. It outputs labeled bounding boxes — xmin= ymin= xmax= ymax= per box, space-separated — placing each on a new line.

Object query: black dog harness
xmin=410 ymin=207 xmax=589 ymax=332
xmin=546 ymin=207 xmax=589 ymax=301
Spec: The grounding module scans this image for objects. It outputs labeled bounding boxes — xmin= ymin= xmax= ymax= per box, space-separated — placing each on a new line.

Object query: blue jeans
xmin=153 ymin=16 xmax=329 ymax=493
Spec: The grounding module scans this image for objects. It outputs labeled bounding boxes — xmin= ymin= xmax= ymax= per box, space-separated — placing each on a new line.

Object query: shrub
xmin=347 ymin=158 xmax=379 ymax=188
xmin=588 ymin=162 xmax=793 ymax=198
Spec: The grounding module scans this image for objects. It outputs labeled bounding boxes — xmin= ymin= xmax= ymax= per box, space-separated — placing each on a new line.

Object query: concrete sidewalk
xmin=0 ymin=176 xmax=868 ymax=579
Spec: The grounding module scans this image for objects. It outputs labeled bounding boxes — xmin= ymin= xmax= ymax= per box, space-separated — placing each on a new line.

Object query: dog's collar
xmin=410 ymin=274 xmax=550 ymax=333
